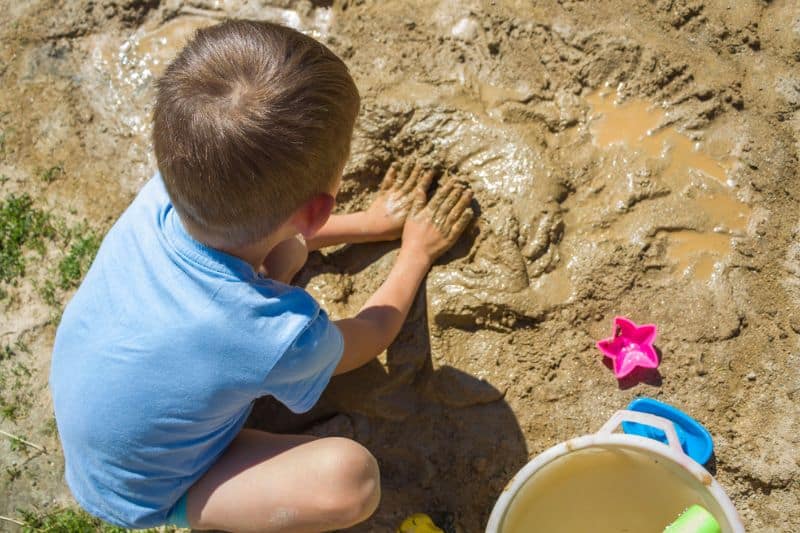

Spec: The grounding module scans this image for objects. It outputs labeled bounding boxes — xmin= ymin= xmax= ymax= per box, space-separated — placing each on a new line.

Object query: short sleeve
xmin=261 ymin=309 xmax=344 ymax=413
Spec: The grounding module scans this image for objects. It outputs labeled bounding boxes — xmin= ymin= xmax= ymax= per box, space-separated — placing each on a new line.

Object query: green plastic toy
xmin=663 ymin=505 xmax=722 ymax=533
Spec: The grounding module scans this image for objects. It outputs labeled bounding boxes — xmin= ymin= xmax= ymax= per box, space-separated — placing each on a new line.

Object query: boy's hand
xmin=401 ymin=178 xmax=474 ymax=265
xmin=363 ymin=160 xmax=435 ymax=240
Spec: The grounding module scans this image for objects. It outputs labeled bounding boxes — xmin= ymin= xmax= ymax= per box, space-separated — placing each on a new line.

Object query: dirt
xmin=2 ymin=0 xmax=800 ymax=531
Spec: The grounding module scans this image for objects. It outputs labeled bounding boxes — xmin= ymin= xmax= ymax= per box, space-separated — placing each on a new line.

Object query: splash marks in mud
xmin=91 ymin=16 xmax=214 ymax=133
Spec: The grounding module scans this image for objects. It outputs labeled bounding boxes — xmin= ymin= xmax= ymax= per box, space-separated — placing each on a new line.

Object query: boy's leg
xmin=261 ymin=234 xmax=309 ymax=284
xmin=185 ymin=429 xmax=380 ymax=532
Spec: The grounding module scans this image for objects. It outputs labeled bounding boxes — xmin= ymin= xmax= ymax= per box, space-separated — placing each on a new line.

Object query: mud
xmin=1 ymin=1 xmax=800 ymax=531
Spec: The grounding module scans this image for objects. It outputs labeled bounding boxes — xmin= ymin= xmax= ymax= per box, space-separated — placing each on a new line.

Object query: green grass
xmin=37 ymin=224 xmax=101 ymax=322
xmin=0 ymin=341 xmax=33 ymax=422
xmin=57 ymin=226 xmax=100 ymax=290
xmin=0 ymin=190 xmax=103 ymax=314
xmin=14 ymin=507 xmax=182 ymax=533
xmin=39 ymin=165 xmax=64 ymax=184
xmin=0 ymin=194 xmax=55 ymax=284
xmin=8 ymin=432 xmax=28 ymax=453
xmin=0 ymin=359 xmax=33 ymax=422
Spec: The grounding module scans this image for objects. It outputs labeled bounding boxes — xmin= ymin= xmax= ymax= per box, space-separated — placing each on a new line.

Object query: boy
xmin=49 ymin=19 xmax=473 ymax=532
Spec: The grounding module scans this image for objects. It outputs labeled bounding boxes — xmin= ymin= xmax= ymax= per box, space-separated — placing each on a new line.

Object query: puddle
xmin=586 ymin=91 xmax=730 ymax=186
xmin=587 ymin=91 xmax=751 ymax=281
xmin=662 ymin=230 xmax=732 ymax=280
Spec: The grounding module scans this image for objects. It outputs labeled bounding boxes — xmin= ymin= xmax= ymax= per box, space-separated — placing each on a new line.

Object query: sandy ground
xmin=1 ymin=0 xmax=799 ymax=531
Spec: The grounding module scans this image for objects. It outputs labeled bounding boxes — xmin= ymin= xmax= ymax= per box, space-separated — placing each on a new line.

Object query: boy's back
xmin=50 ymin=175 xmax=342 ymax=527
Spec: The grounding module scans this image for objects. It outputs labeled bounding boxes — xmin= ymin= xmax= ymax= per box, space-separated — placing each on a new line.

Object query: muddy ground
xmin=1 ymin=0 xmax=799 ymax=531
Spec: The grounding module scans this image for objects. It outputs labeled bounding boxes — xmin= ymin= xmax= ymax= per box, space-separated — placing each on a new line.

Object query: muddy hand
xmin=364 ymin=159 xmax=435 ymax=240
xmin=401 ymin=177 xmax=474 ymax=263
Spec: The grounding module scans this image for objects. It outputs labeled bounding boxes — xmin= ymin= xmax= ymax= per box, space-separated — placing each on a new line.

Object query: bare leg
xmin=185 ymin=429 xmax=380 ymax=532
xmin=261 ymin=234 xmax=309 ymax=284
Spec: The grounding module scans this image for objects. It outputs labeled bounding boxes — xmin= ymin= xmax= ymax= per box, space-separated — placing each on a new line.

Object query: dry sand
xmin=1 ymin=0 xmax=799 ymax=531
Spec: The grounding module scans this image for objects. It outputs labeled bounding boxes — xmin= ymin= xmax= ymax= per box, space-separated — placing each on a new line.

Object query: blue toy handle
xmin=623 ymin=398 xmax=714 ymax=465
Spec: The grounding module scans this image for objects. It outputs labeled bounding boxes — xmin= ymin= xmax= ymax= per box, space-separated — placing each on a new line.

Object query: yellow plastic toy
xmin=397 ymin=513 xmax=444 ymax=533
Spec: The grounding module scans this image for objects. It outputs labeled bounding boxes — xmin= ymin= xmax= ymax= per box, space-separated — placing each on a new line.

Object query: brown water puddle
xmin=662 ymin=230 xmax=731 ymax=280
xmin=587 ymin=91 xmax=750 ymax=281
xmin=586 ymin=92 xmax=730 ymax=186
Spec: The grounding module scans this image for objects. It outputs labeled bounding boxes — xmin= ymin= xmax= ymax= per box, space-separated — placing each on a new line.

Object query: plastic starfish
xmin=596 ymin=316 xmax=659 ymax=379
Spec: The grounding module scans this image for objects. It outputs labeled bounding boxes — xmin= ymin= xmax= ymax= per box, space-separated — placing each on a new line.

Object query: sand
xmin=1 ymin=0 xmax=799 ymax=531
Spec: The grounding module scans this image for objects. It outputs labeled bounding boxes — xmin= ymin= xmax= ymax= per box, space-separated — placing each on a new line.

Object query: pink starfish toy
xmin=596 ymin=316 xmax=659 ymax=379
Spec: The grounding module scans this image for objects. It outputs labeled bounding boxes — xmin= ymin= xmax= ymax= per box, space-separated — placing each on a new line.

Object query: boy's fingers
xmin=417 ymin=169 xmax=435 ymax=194
xmin=381 ymin=163 xmax=399 ymax=191
xmin=443 ymin=189 xmax=473 ymax=229
xmin=396 ymin=159 xmax=414 ymax=190
xmin=427 ymin=179 xmax=456 ymax=213
xmin=435 ymin=182 xmax=467 ymax=221
xmin=410 ymin=187 xmax=426 ymax=214
xmin=401 ymin=160 xmax=425 ymax=193
xmin=447 ymin=208 xmax=474 ymax=241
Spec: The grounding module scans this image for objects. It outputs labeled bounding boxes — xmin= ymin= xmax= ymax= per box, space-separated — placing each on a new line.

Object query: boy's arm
xmin=306 ymin=160 xmax=434 ymax=251
xmin=333 ymin=179 xmax=473 ymax=375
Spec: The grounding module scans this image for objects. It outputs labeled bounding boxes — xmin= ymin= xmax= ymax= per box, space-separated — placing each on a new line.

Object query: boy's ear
xmin=290 ymin=193 xmax=335 ymax=238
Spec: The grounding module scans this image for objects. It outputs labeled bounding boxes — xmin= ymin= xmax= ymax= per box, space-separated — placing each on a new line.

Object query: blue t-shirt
xmin=49 ymin=175 xmax=343 ymax=528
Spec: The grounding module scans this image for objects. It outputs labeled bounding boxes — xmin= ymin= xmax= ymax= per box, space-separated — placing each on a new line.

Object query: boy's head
xmin=153 ymin=20 xmax=360 ymax=246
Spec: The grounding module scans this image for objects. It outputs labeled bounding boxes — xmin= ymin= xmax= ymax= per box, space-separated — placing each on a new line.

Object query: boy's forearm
xmin=333 ymin=248 xmax=431 ymax=374
xmin=306 ymin=212 xmax=394 ymax=251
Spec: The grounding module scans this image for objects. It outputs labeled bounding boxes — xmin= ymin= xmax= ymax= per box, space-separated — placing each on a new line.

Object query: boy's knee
xmin=316 ymin=437 xmax=380 ymax=526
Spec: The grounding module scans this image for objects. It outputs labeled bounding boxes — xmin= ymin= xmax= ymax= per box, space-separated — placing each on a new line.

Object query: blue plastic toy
xmin=623 ymin=398 xmax=714 ymax=465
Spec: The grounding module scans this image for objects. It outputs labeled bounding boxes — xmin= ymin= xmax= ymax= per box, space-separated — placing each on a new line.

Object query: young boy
xmin=49 ymin=19 xmax=473 ymax=532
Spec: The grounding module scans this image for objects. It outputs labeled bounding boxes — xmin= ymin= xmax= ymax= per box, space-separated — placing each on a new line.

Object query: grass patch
xmin=0 ymin=341 xmax=33 ymax=422
xmin=39 ymin=165 xmax=64 ymax=184
xmin=0 ymin=190 xmax=103 ymax=313
xmin=8 ymin=432 xmax=28 ymax=453
xmin=0 ymin=194 xmax=55 ymax=284
xmin=0 ymin=359 xmax=33 ymax=422
xmin=57 ymin=225 xmax=100 ymax=290
xmin=14 ymin=507 xmax=182 ymax=532
xmin=37 ymin=223 xmax=101 ymax=321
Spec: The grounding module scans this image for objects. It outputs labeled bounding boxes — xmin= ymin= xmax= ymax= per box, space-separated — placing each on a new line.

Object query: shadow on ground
xmin=247 ymin=284 xmax=528 ymax=531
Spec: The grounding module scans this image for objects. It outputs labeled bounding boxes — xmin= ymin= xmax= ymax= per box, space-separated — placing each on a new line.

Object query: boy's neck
xmin=181 ymin=215 xmax=293 ymax=272
xmin=217 ymin=236 xmax=275 ymax=272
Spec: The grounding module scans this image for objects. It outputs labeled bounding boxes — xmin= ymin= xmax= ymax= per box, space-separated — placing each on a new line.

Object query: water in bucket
xmin=501 ymin=445 xmax=723 ymax=533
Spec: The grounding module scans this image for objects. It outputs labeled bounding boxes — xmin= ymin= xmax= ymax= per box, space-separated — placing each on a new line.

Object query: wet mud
xmin=1 ymin=1 xmax=800 ymax=531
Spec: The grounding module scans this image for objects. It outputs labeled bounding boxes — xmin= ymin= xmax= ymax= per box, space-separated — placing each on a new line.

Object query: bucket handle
xmin=598 ymin=410 xmax=683 ymax=455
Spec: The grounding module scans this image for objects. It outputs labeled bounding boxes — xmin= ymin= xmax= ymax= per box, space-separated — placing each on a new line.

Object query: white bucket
xmin=486 ymin=410 xmax=744 ymax=533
